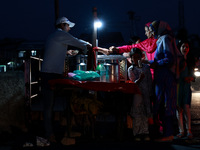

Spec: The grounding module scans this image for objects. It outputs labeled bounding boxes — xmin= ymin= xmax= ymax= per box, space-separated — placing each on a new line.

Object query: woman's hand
xmin=109 ymin=46 xmax=119 ymax=54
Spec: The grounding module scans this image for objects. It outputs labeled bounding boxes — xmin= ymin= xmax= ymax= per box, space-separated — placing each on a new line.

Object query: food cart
xmin=48 ymin=54 xmax=140 ymax=140
xmin=25 ymin=53 xmax=140 ymax=141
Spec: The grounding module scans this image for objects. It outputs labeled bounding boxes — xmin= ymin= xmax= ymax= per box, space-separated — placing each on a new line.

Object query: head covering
xmin=145 ymin=22 xmax=151 ymax=27
xmin=56 ymin=17 xmax=75 ymax=27
xmin=150 ymin=20 xmax=160 ymax=36
xmin=150 ymin=20 xmax=172 ymax=37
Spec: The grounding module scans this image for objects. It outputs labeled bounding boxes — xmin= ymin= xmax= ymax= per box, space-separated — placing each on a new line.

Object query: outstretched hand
xmin=93 ymin=47 xmax=112 ymax=55
xmin=109 ymin=46 xmax=119 ymax=54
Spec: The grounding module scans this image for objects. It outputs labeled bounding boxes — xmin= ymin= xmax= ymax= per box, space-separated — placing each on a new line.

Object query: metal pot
xmin=104 ymin=62 xmax=120 ymax=83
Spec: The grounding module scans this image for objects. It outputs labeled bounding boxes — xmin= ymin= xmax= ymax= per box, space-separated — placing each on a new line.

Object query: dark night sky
xmin=1 ymin=0 xmax=200 ymax=43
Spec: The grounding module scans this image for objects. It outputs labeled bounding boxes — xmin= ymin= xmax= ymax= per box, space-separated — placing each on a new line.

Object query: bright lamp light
xmin=194 ymin=71 xmax=200 ymax=77
xmin=94 ymin=20 xmax=102 ymax=28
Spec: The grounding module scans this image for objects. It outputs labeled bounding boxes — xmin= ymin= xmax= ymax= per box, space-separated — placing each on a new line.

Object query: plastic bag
xmin=72 ymin=70 xmax=100 ymax=81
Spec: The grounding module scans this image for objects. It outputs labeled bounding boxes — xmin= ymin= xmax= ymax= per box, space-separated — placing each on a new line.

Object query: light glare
xmin=94 ymin=21 xmax=102 ymax=28
xmin=194 ymin=71 xmax=200 ymax=77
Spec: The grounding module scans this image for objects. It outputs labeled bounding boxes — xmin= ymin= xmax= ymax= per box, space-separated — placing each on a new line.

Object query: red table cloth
xmin=48 ymin=79 xmax=141 ymax=94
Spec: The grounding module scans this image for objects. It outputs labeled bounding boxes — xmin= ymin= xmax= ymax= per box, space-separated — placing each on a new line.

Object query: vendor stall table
xmin=48 ymin=79 xmax=140 ymax=94
xmin=48 ymin=79 xmax=141 ymax=140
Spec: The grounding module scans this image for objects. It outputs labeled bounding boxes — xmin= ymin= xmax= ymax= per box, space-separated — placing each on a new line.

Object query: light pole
xmin=54 ymin=0 xmax=59 ymax=25
xmin=93 ymin=19 xmax=102 ymax=47
xmin=92 ymin=7 xmax=102 ymax=68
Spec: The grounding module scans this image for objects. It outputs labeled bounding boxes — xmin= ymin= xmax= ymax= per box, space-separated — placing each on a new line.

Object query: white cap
xmin=56 ymin=17 xmax=75 ymax=27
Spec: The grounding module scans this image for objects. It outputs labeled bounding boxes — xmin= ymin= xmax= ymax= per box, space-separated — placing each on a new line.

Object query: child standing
xmin=128 ymin=48 xmax=153 ymax=141
xmin=176 ymin=39 xmax=195 ymax=139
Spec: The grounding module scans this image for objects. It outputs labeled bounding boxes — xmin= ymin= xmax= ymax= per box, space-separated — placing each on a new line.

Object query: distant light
xmin=7 ymin=62 xmax=14 ymax=69
xmin=18 ymin=51 xmax=26 ymax=58
xmin=31 ymin=50 xmax=37 ymax=56
xmin=7 ymin=62 xmax=14 ymax=65
xmin=194 ymin=71 xmax=200 ymax=77
xmin=194 ymin=68 xmax=198 ymax=71
xmin=0 ymin=65 xmax=6 ymax=72
xmin=94 ymin=20 xmax=102 ymax=28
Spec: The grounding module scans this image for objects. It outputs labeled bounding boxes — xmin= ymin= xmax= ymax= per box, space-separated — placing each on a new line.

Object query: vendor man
xmin=41 ymin=16 xmax=92 ymax=143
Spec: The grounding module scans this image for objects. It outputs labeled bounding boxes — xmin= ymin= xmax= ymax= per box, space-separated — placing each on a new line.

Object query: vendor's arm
xmin=66 ymin=50 xmax=79 ymax=56
xmin=62 ymin=32 xmax=91 ymax=54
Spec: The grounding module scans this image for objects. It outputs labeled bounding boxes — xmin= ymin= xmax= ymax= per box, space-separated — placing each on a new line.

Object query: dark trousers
xmin=41 ymin=72 xmax=63 ymax=138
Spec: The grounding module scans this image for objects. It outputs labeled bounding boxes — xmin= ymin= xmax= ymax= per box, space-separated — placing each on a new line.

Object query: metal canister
xmin=77 ymin=62 xmax=87 ymax=71
xmin=104 ymin=62 xmax=120 ymax=83
xmin=76 ymin=55 xmax=87 ymax=71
